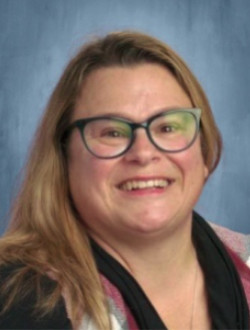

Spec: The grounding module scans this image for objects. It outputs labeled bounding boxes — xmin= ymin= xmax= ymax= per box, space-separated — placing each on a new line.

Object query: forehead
xmin=73 ymin=63 xmax=192 ymax=121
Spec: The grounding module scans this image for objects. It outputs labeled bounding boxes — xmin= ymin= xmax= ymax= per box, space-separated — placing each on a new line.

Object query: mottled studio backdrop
xmin=0 ymin=0 xmax=250 ymax=234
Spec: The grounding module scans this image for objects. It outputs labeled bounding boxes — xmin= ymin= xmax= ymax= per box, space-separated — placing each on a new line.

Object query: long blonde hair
xmin=0 ymin=31 xmax=222 ymax=329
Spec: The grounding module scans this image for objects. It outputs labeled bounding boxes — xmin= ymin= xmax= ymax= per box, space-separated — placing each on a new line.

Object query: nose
xmin=123 ymin=128 xmax=162 ymax=165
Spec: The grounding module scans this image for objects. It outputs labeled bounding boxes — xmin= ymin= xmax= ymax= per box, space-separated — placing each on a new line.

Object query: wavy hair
xmin=0 ymin=31 xmax=222 ymax=329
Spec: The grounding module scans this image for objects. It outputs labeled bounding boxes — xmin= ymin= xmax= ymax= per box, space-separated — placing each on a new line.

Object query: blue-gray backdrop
xmin=0 ymin=0 xmax=250 ymax=234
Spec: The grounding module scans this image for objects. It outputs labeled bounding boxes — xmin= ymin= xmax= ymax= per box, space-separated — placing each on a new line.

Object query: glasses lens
xmin=150 ymin=111 xmax=197 ymax=151
xmin=83 ymin=119 xmax=132 ymax=157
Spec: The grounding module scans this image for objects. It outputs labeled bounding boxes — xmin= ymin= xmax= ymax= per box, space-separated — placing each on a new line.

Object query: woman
xmin=0 ymin=31 xmax=249 ymax=329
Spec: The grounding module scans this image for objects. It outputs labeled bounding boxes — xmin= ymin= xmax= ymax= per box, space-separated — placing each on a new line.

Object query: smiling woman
xmin=0 ymin=31 xmax=249 ymax=330
xmin=67 ymin=64 xmax=207 ymax=241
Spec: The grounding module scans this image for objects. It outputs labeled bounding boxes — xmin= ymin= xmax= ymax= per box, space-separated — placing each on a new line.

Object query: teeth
xmin=120 ymin=179 xmax=169 ymax=191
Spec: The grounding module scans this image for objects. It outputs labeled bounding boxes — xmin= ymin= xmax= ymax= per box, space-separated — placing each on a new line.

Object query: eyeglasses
xmin=65 ymin=108 xmax=201 ymax=159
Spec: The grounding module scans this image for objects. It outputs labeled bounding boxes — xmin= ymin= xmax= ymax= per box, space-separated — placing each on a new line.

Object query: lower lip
xmin=118 ymin=186 xmax=170 ymax=196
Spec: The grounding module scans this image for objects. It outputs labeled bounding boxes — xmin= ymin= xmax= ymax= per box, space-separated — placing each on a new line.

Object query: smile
xmin=119 ymin=179 xmax=171 ymax=191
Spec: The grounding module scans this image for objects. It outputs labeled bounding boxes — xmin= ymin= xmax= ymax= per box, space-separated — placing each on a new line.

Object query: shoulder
xmin=208 ymin=223 xmax=250 ymax=312
xmin=0 ymin=263 xmax=72 ymax=329
xmin=209 ymin=222 xmax=250 ymax=266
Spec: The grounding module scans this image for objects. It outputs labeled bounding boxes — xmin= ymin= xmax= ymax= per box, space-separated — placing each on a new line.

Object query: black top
xmin=0 ymin=265 xmax=72 ymax=329
xmin=0 ymin=212 xmax=249 ymax=329
xmin=90 ymin=212 xmax=249 ymax=330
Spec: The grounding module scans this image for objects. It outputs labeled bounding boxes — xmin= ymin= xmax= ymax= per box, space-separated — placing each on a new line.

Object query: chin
xmin=126 ymin=214 xmax=172 ymax=235
xmin=129 ymin=207 xmax=192 ymax=235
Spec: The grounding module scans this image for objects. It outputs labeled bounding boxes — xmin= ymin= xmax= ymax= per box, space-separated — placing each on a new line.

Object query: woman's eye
xmin=107 ymin=130 xmax=122 ymax=137
xmin=101 ymin=129 xmax=126 ymax=138
xmin=160 ymin=124 xmax=178 ymax=133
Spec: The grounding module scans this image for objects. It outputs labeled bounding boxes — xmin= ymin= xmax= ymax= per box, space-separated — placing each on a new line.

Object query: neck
xmin=89 ymin=216 xmax=211 ymax=330
xmin=89 ymin=214 xmax=196 ymax=288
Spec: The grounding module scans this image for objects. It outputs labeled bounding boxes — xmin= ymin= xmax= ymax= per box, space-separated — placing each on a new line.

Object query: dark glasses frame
xmin=64 ymin=108 xmax=202 ymax=159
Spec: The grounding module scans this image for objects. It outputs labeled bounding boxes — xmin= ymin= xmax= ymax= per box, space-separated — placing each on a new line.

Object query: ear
xmin=204 ymin=164 xmax=209 ymax=181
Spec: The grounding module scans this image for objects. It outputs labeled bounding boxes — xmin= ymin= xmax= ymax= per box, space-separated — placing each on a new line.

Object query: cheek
xmin=184 ymin=151 xmax=208 ymax=187
xmin=82 ymin=157 xmax=116 ymax=188
xmin=68 ymin=145 xmax=116 ymax=197
xmin=169 ymin=142 xmax=207 ymax=184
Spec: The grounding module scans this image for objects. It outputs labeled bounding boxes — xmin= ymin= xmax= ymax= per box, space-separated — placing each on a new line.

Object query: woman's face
xmin=68 ymin=64 xmax=208 ymax=242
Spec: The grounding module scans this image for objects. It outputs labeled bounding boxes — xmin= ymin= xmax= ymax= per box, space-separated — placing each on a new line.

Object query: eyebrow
xmin=93 ymin=112 xmax=132 ymax=120
xmin=86 ymin=106 xmax=186 ymax=122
